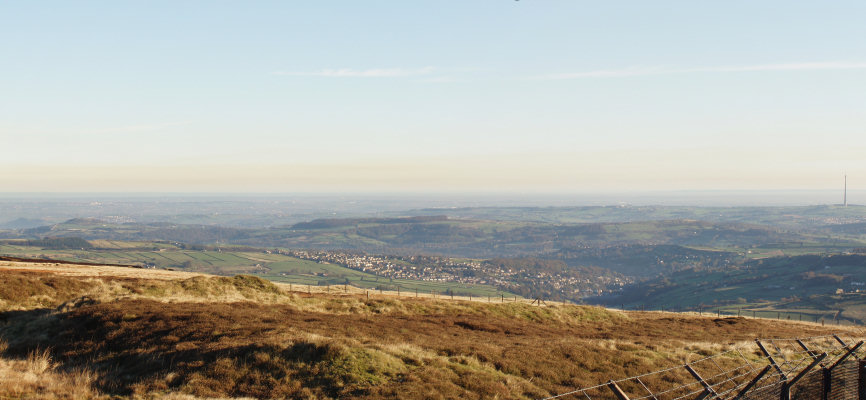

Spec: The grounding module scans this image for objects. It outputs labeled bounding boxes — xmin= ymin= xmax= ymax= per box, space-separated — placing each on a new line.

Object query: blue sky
xmin=2 ymin=1 xmax=865 ymax=192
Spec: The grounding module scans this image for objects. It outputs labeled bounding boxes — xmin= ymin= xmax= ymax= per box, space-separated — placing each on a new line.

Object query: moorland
xmin=1 ymin=259 xmax=861 ymax=399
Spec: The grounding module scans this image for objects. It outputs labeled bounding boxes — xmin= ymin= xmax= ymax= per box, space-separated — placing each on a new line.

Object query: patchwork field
xmin=0 ymin=242 xmax=509 ymax=298
xmin=608 ymin=254 xmax=866 ymax=325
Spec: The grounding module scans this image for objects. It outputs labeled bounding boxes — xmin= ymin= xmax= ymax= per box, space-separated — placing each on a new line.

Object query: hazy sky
xmin=2 ymin=1 xmax=865 ymax=193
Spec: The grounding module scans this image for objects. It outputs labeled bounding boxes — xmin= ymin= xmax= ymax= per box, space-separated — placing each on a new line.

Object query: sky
xmin=1 ymin=1 xmax=865 ymax=194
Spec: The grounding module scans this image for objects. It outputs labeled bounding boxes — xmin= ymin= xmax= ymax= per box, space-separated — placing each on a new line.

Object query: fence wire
xmin=543 ymin=334 xmax=863 ymax=400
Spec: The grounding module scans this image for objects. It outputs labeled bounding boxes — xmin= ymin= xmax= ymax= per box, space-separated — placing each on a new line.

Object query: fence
xmin=616 ymin=304 xmax=857 ymax=327
xmin=543 ymin=334 xmax=866 ymax=400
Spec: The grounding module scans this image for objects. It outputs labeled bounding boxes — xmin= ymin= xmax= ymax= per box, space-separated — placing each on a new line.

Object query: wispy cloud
xmin=539 ymin=61 xmax=866 ymax=80
xmin=273 ymin=67 xmax=435 ymax=78
xmin=89 ymin=121 xmax=191 ymax=135
xmin=415 ymin=76 xmax=466 ymax=83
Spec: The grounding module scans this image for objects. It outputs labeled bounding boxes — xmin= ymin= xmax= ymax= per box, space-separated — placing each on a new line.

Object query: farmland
xmin=0 ymin=241 xmax=511 ymax=298
xmin=4 ymin=204 xmax=866 ymax=305
xmin=601 ymin=254 xmax=866 ymax=324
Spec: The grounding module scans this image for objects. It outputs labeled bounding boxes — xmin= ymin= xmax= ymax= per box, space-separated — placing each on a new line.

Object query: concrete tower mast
xmin=844 ymin=174 xmax=848 ymax=207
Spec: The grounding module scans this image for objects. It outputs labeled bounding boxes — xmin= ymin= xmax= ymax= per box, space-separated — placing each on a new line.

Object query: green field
xmin=608 ymin=254 xmax=866 ymax=324
xmin=0 ymin=241 xmax=512 ymax=298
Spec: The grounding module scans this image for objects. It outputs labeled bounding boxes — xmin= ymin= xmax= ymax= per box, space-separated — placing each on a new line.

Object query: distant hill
xmin=0 ymin=218 xmax=48 ymax=230
xmin=594 ymin=254 xmax=866 ymax=324
xmin=821 ymin=222 xmax=866 ymax=234
xmin=13 ymin=216 xmax=859 ymax=275
xmin=291 ymin=215 xmax=449 ymax=229
xmin=404 ymin=204 xmax=866 ymax=226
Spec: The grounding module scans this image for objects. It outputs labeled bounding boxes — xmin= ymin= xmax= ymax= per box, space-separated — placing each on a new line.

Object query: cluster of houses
xmin=269 ymin=248 xmax=629 ymax=298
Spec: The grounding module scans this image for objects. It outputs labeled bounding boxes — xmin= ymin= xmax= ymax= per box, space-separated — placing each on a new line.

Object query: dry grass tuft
xmin=0 ymin=342 xmax=98 ymax=399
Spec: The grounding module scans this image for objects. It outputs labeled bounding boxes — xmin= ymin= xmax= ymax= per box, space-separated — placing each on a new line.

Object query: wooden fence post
xmin=606 ymin=380 xmax=630 ymax=400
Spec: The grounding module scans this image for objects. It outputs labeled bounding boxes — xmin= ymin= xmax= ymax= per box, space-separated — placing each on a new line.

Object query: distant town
xmin=276 ymin=249 xmax=631 ymax=298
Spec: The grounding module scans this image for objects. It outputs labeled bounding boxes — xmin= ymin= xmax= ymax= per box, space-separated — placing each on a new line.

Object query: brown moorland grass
xmin=0 ymin=261 xmax=862 ymax=399
xmin=0 ymin=344 xmax=97 ymax=399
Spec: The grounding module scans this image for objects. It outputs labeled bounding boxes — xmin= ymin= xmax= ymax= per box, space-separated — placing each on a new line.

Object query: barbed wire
xmin=541 ymin=333 xmax=861 ymax=400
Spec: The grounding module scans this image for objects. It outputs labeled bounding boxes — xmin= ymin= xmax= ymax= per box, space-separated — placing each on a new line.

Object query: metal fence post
xmin=823 ymin=366 xmax=831 ymax=400
xmin=734 ymin=365 xmax=771 ymax=400
xmin=858 ymin=359 xmax=866 ymax=399
xmin=686 ymin=364 xmax=717 ymax=399
xmin=546 ymin=335 xmax=863 ymax=400
xmin=784 ymin=353 xmax=825 ymax=400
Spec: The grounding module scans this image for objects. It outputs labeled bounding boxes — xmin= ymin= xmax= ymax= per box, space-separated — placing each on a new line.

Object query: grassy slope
xmin=607 ymin=254 xmax=866 ymax=324
xmin=0 ymin=243 xmax=509 ymax=298
xmin=0 ymin=261 xmax=860 ymax=399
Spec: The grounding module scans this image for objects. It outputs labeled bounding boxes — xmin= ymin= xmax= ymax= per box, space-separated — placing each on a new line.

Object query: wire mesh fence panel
xmin=828 ymin=360 xmax=859 ymax=400
xmin=790 ymin=367 xmax=823 ymax=400
xmin=740 ymin=380 xmax=784 ymax=400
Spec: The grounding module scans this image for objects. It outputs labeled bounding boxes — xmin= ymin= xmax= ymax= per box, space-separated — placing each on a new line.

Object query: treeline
xmin=552 ymin=244 xmax=738 ymax=277
xmin=748 ymin=254 xmax=866 ymax=269
xmin=25 ymin=237 xmax=93 ymax=249
xmin=291 ymin=216 xmax=449 ymax=230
